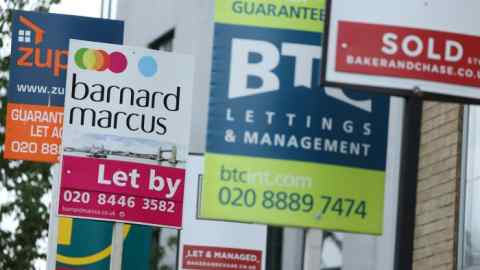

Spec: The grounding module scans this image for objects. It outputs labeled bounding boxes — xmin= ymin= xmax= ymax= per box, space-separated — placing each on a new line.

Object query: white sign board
xmin=58 ymin=39 xmax=194 ymax=228
xmin=179 ymin=155 xmax=267 ymax=270
xmin=323 ymin=0 xmax=480 ymax=100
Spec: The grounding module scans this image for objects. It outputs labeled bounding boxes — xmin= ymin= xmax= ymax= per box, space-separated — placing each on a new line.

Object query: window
xmin=18 ymin=29 xmax=31 ymax=43
xmin=320 ymin=232 xmax=343 ymax=270
xmin=460 ymin=106 xmax=480 ymax=270
xmin=266 ymin=227 xmax=283 ymax=270
xmin=303 ymin=229 xmax=343 ymax=270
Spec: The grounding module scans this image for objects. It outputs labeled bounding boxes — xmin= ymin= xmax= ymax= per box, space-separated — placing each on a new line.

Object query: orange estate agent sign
xmin=4 ymin=10 xmax=123 ymax=162
xmin=6 ymin=103 xmax=63 ymax=162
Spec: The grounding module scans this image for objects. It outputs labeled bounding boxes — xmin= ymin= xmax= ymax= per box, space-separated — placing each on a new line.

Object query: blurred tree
xmin=150 ymin=228 xmax=178 ymax=270
xmin=0 ymin=0 xmax=60 ymax=269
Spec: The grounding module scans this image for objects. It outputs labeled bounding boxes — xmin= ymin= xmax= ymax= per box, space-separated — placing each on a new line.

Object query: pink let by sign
xmin=58 ymin=40 xmax=194 ymax=228
xmin=58 ymin=156 xmax=184 ymax=227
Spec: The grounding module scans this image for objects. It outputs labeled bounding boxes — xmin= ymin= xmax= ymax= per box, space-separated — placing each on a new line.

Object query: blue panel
xmin=8 ymin=10 xmax=124 ymax=106
xmin=207 ymin=23 xmax=389 ymax=171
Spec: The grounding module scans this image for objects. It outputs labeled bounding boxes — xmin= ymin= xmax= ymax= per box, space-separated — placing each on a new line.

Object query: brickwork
xmin=413 ymin=101 xmax=463 ymax=270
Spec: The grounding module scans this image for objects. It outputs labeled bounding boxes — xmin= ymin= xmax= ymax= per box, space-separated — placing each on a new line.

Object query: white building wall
xmin=116 ymin=0 xmax=176 ymax=48
xmin=117 ymin=0 xmax=211 ymax=153
xmin=172 ymin=1 xmax=213 ymax=154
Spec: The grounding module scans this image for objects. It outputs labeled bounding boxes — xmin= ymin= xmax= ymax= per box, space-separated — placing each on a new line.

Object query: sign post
xmin=4 ymin=10 xmax=124 ymax=163
xmin=7 ymin=11 xmax=125 ymax=269
xmin=179 ymin=155 xmax=267 ymax=270
xmin=393 ymin=94 xmax=422 ymax=270
xmin=199 ymin=0 xmax=390 ymax=235
xmin=46 ymin=164 xmax=60 ymax=270
xmin=57 ymin=40 xmax=194 ymax=228
xmin=321 ymin=0 xmax=480 ymax=103
xmin=320 ymin=0 xmax=480 ymax=269
xmin=109 ymin=223 xmax=124 ymax=270
xmin=48 ymin=166 xmax=152 ymax=270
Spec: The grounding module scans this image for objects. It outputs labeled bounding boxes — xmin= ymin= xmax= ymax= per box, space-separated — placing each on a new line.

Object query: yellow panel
xmin=58 ymin=217 xmax=73 ymax=245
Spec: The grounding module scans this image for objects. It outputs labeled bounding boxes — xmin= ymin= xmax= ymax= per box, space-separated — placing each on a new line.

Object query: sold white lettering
xmin=381 ymin=32 xmax=463 ymax=62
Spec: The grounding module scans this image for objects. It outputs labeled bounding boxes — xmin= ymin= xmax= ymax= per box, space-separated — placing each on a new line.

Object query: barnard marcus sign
xmin=323 ymin=0 xmax=480 ymax=101
xmin=200 ymin=0 xmax=390 ymax=235
xmin=58 ymin=40 xmax=194 ymax=228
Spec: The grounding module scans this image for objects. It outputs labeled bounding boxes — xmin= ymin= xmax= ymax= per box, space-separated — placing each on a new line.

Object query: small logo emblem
xmin=18 ymin=15 xmax=45 ymax=44
xmin=75 ymin=48 xmax=127 ymax=73
xmin=138 ymin=55 xmax=158 ymax=77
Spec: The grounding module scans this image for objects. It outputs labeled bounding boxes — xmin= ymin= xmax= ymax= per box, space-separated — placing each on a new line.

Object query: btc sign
xmin=200 ymin=0 xmax=390 ymax=235
xmin=228 ymin=38 xmax=372 ymax=112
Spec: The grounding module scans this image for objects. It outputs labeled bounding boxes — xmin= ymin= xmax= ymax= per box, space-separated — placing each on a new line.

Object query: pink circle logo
xmin=109 ymin=52 xmax=127 ymax=73
xmin=75 ymin=48 xmax=128 ymax=73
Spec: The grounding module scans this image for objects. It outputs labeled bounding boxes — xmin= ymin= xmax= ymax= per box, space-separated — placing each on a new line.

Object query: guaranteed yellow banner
xmin=215 ymin=0 xmax=326 ymax=32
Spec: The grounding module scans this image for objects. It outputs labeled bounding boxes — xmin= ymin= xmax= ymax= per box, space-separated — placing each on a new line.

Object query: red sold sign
xmin=335 ymin=21 xmax=480 ymax=88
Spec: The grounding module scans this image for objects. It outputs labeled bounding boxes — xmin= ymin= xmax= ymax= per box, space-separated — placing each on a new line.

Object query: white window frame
xmin=459 ymin=105 xmax=480 ymax=270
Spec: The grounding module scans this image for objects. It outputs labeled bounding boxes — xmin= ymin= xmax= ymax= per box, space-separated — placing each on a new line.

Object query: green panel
xmin=200 ymin=153 xmax=385 ymax=235
xmin=56 ymin=218 xmax=152 ymax=270
xmin=215 ymin=0 xmax=326 ymax=32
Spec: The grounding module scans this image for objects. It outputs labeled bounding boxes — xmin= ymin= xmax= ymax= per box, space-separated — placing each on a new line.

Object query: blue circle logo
xmin=138 ymin=56 xmax=157 ymax=77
